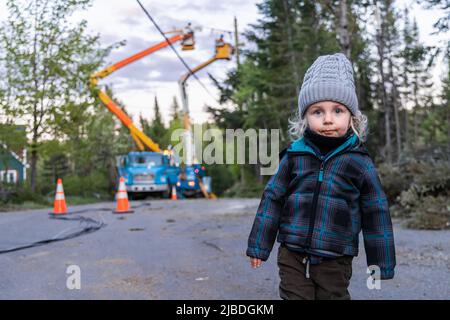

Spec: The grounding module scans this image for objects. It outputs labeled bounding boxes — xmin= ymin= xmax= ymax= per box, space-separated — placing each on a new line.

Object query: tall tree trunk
xmin=388 ymin=57 xmax=402 ymax=163
xmin=413 ymin=107 xmax=418 ymax=148
xmin=376 ymin=43 xmax=392 ymax=164
xmin=30 ymin=140 xmax=38 ymax=192
xmin=30 ymin=6 xmax=39 ymax=192
xmin=447 ymin=98 xmax=450 ymax=150
xmin=413 ymin=75 xmax=420 ymax=149
xmin=403 ymin=108 xmax=410 ymax=151
xmin=338 ymin=0 xmax=351 ymax=58
xmin=375 ymin=2 xmax=393 ymax=164
xmin=384 ymin=93 xmax=392 ymax=164
xmin=402 ymin=73 xmax=410 ymax=152
xmin=282 ymin=0 xmax=301 ymax=94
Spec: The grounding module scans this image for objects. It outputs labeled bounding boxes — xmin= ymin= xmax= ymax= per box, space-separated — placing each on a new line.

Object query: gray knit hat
xmin=298 ymin=53 xmax=359 ymax=118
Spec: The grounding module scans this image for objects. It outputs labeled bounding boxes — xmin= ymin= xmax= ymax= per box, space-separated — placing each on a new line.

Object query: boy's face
xmin=305 ymin=101 xmax=351 ymax=137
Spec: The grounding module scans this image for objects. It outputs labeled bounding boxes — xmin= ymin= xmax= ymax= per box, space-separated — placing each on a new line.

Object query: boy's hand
xmin=250 ymin=257 xmax=262 ymax=269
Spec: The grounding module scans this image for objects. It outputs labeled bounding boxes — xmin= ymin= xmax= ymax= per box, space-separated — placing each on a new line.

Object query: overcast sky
xmin=0 ymin=0 xmax=447 ymax=126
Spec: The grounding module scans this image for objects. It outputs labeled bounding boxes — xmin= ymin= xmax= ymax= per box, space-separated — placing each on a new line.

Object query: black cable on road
xmin=0 ymin=215 xmax=106 ymax=255
xmin=0 ymin=201 xmax=152 ymax=255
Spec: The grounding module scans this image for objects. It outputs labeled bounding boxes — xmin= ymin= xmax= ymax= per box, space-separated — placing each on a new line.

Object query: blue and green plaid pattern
xmin=247 ymin=134 xmax=396 ymax=279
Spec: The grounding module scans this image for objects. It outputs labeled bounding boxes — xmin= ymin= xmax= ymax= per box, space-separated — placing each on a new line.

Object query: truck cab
xmin=117 ymin=151 xmax=179 ymax=198
xmin=176 ymin=164 xmax=211 ymax=198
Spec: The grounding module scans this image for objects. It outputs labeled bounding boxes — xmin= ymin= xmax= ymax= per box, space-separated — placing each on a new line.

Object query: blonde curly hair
xmin=288 ymin=109 xmax=369 ymax=144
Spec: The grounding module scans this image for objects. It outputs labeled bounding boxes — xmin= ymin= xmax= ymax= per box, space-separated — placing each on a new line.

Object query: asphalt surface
xmin=0 ymin=198 xmax=449 ymax=300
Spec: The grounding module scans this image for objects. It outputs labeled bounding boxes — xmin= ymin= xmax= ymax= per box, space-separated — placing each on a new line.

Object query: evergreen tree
xmin=402 ymin=17 xmax=435 ymax=148
xmin=149 ymin=96 xmax=166 ymax=141
xmin=170 ymin=96 xmax=181 ymax=122
xmin=139 ymin=96 xmax=168 ymax=150
xmin=42 ymin=154 xmax=70 ymax=184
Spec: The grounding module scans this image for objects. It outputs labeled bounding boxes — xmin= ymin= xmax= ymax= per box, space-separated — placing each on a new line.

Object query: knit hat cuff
xmin=299 ymin=82 xmax=358 ymax=118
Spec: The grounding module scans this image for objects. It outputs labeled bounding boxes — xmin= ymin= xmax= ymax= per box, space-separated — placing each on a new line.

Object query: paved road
xmin=0 ymin=198 xmax=449 ymax=299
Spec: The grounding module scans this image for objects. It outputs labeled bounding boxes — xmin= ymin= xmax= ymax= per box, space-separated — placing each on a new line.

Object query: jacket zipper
xmin=304 ymin=158 xmax=324 ymax=249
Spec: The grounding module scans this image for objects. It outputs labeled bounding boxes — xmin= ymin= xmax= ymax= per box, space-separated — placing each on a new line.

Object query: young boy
xmin=246 ymin=53 xmax=396 ymax=300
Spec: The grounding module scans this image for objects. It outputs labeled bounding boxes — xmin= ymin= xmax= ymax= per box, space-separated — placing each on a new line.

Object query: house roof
xmin=0 ymin=143 xmax=27 ymax=167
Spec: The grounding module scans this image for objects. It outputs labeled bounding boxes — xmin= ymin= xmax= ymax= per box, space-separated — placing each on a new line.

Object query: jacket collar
xmin=287 ymin=133 xmax=368 ymax=161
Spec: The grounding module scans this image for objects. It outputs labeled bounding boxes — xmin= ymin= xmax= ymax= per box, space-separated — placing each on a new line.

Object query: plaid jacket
xmin=247 ymin=133 xmax=396 ymax=279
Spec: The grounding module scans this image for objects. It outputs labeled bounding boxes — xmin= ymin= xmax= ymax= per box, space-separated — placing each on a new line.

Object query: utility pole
xmin=234 ymin=15 xmax=245 ymax=184
xmin=234 ymin=16 xmax=240 ymax=69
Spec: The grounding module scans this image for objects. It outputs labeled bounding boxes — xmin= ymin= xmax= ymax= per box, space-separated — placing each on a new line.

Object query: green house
xmin=0 ymin=144 xmax=28 ymax=184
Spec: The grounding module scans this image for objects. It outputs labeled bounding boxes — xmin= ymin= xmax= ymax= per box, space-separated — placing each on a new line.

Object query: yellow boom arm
xmin=90 ymin=30 xmax=195 ymax=152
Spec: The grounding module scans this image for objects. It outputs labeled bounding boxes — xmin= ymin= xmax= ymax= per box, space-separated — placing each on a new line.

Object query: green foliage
xmin=63 ymin=171 xmax=111 ymax=198
xmin=42 ymin=154 xmax=70 ymax=183
xmin=0 ymin=183 xmax=50 ymax=206
xmin=0 ymin=123 xmax=27 ymax=150
xmin=382 ymin=159 xmax=450 ymax=229
xmin=377 ymin=163 xmax=411 ymax=203
xmin=140 ymin=96 xmax=168 ymax=149
xmin=204 ymin=163 xmax=235 ymax=196
xmin=404 ymin=195 xmax=450 ymax=230
xmin=164 ymin=102 xmax=185 ymax=149
xmin=223 ymin=178 xmax=265 ymax=198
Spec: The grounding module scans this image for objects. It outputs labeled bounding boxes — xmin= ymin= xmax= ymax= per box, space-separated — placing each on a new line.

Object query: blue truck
xmin=116 ymin=152 xmax=211 ymax=199
xmin=175 ymin=164 xmax=210 ymax=198
xmin=116 ymin=152 xmax=179 ymax=199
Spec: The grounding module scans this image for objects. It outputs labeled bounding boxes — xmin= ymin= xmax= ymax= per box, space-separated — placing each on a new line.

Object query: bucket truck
xmin=90 ymin=25 xmax=195 ymax=198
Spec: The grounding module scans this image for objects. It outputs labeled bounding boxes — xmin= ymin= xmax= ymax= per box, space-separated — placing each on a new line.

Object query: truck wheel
xmin=162 ymin=187 xmax=171 ymax=199
xmin=195 ymin=192 xmax=204 ymax=199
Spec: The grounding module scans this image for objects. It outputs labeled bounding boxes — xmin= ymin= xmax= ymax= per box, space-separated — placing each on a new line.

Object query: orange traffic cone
xmin=114 ymin=177 xmax=133 ymax=214
xmin=52 ymin=178 xmax=67 ymax=215
xmin=171 ymin=185 xmax=177 ymax=201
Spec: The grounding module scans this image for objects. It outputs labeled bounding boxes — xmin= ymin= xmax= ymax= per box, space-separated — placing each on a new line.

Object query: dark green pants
xmin=277 ymin=244 xmax=353 ymax=300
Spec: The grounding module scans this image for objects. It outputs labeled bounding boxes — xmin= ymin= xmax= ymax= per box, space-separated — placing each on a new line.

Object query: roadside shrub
xmin=390 ymin=160 xmax=450 ymax=229
xmin=63 ymin=171 xmax=111 ymax=198
xmin=405 ymin=195 xmax=450 ymax=230
xmin=377 ymin=163 xmax=411 ymax=203
xmin=223 ymin=180 xmax=265 ymax=198
xmin=0 ymin=183 xmax=50 ymax=206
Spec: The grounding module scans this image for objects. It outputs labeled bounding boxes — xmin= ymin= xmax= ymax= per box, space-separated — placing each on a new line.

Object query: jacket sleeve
xmin=359 ymin=158 xmax=396 ymax=280
xmin=246 ymin=153 xmax=291 ymax=261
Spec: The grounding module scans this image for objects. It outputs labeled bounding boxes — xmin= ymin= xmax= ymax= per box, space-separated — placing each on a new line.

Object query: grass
xmin=0 ymin=195 xmax=112 ymax=213
xmin=65 ymin=195 xmax=111 ymax=206
xmin=0 ymin=201 xmax=49 ymax=212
